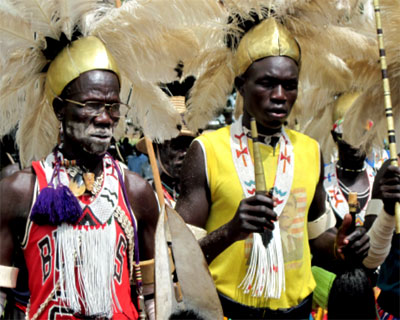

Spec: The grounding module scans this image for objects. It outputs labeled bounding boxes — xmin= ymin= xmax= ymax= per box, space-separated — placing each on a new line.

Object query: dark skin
xmin=329 ymin=132 xmax=371 ymax=251
xmin=363 ymin=154 xmax=400 ymax=278
xmin=0 ymin=163 xmax=20 ymax=181
xmin=372 ymin=154 xmax=400 ymax=216
xmin=332 ymin=131 xmax=370 ymax=201
xmin=0 ymin=70 xmax=158 ymax=271
xmin=156 ymin=135 xmax=195 ymax=195
xmin=176 ymin=56 xmax=369 ymax=265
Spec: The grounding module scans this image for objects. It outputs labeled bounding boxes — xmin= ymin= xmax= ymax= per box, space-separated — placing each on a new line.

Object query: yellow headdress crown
xmin=234 ymin=18 xmax=301 ymax=76
xmin=45 ymin=36 xmax=121 ymax=106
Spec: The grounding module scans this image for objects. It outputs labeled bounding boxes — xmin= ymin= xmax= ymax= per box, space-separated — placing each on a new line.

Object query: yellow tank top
xmin=197 ymin=126 xmax=320 ymax=309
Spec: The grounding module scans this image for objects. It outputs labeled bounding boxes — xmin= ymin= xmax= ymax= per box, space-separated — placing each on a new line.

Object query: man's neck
xmin=336 ymin=155 xmax=365 ymax=172
xmin=59 ymin=145 xmax=105 ymax=176
xmin=336 ymin=157 xmax=368 ymax=189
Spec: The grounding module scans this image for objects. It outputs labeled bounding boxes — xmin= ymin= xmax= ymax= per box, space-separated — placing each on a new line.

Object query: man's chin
xmin=83 ymin=141 xmax=111 ymax=156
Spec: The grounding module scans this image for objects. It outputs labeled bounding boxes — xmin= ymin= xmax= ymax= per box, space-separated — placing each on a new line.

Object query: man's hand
xmin=226 ymin=193 xmax=277 ymax=242
xmin=374 ymin=165 xmax=400 ymax=215
xmin=335 ymin=214 xmax=370 ymax=263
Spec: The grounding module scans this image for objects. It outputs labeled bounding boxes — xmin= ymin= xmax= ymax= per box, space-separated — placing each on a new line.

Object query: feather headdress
xmin=0 ymin=0 xmax=226 ymax=167
xmin=295 ymin=0 xmax=399 ymax=158
xmin=342 ymin=0 xmax=400 ymax=153
xmin=184 ymin=0 xmax=386 ymax=143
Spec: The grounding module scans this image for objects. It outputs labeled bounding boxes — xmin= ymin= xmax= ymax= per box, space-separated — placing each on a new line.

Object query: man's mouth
xmin=90 ymin=133 xmax=112 ymax=141
xmin=268 ymin=108 xmax=288 ymax=119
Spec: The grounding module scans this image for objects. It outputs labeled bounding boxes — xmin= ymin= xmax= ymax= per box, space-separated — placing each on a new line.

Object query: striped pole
xmin=373 ymin=0 xmax=400 ymax=233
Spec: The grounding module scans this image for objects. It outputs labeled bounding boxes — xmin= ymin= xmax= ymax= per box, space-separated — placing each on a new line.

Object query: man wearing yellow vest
xmin=176 ymin=17 xmax=370 ymax=319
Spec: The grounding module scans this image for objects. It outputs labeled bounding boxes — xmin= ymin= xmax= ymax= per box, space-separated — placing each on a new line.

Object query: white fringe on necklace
xmin=239 ymin=228 xmax=285 ymax=299
xmin=56 ymin=219 xmax=116 ymax=318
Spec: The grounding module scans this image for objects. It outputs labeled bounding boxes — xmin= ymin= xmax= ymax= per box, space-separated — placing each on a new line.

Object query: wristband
xmin=0 ymin=265 xmax=19 ymax=288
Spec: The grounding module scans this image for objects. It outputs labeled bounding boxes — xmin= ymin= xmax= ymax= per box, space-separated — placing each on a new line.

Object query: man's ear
xmin=234 ymin=75 xmax=245 ymax=96
xmin=53 ymin=98 xmax=65 ymax=121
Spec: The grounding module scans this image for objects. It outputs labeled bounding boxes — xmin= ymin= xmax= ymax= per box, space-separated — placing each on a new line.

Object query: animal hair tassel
xmin=31 ymin=157 xmax=82 ymax=225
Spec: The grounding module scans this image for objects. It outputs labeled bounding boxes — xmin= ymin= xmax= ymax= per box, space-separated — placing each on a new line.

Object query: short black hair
xmin=41 ymin=30 xmax=83 ymax=73
xmin=327 ymin=268 xmax=376 ymax=319
xmin=168 ymin=309 xmax=205 ymax=320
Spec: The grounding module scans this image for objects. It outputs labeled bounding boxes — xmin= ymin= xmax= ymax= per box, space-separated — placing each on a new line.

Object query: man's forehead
xmin=64 ymin=70 xmax=120 ymax=97
xmin=247 ymin=56 xmax=299 ymax=79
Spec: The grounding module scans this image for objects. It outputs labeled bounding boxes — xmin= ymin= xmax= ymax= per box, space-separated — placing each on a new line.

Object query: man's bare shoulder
xmin=124 ymin=169 xmax=153 ymax=196
xmin=0 ymin=163 xmax=21 ymax=180
xmin=0 ymin=167 xmax=36 ymax=217
xmin=1 ymin=167 xmax=35 ymax=191
xmin=123 ymin=169 xmax=159 ymax=221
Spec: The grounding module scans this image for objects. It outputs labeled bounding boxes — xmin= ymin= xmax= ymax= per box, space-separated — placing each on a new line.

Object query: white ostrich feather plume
xmin=129 ymin=80 xmax=181 ymax=142
xmin=339 ymin=0 xmax=400 ymax=154
xmin=185 ymin=48 xmax=235 ymax=132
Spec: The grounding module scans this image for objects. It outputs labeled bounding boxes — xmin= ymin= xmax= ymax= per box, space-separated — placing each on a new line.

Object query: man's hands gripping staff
xmin=227 ymin=193 xmax=277 ymax=243
xmin=234 ymin=194 xmax=370 ymax=265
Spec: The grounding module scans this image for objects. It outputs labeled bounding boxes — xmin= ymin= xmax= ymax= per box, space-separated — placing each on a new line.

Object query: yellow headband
xmin=233 ymin=18 xmax=301 ymax=76
xmin=45 ymin=36 xmax=121 ymax=106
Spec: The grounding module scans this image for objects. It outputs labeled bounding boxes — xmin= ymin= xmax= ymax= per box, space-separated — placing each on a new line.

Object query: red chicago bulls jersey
xmin=23 ymin=156 xmax=138 ymax=319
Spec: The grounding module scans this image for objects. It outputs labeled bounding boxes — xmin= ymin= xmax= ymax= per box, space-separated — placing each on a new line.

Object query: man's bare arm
xmin=175 ymin=141 xmax=210 ymax=227
xmin=125 ymin=170 xmax=159 ymax=261
xmin=308 ymin=153 xmax=337 ymax=259
xmin=0 ymin=169 xmax=34 ymax=267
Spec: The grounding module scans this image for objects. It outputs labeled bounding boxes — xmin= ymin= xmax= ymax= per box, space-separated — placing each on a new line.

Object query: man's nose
xmin=271 ymin=85 xmax=286 ymax=102
xmin=94 ymin=108 xmax=116 ymax=126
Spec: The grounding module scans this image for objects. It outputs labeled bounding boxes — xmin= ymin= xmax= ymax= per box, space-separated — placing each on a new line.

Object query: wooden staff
xmin=250 ymin=118 xmax=267 ymax=194
xmin=250 ymin=118 xmax=274 ymax=246
xmin=145 ymin=137 xmax=165 ymax=209
xmin=373 ymin=0 xmax=400 ymax=233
